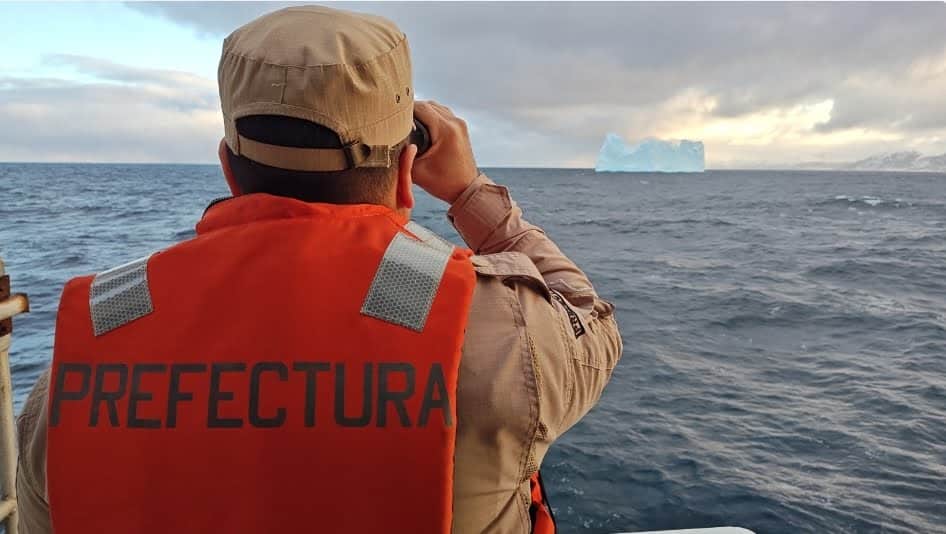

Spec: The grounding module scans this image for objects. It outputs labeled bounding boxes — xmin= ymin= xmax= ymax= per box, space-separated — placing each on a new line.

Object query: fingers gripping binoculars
xmin=410 ymin=118 xmax=432 ymax=157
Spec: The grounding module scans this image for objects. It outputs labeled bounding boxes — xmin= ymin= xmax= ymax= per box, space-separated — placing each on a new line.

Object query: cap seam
xmin=222 ymin=34 xmax=407 ymax=72
xmin=280 ymin=67 xmax=288 ymax=104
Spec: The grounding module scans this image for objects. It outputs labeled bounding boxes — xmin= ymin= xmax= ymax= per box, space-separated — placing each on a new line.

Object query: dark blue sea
xmin=1 ymin=164 xmax=944 ymax=533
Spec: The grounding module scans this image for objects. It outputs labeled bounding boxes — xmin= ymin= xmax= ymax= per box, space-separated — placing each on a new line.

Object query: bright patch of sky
xmin=1 ymin=2 xmax=218 ymax=83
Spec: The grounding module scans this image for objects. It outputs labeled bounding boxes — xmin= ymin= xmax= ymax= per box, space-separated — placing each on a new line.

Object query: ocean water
xmin=1 ymin=164 xmax=944 ymax=533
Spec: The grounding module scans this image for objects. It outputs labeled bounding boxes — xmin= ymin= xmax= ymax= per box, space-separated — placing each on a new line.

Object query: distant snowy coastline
xmin=595 ymin=133 xmax=705 ymax=173
xmin=796 ymin=150 xmax=946 ymax=172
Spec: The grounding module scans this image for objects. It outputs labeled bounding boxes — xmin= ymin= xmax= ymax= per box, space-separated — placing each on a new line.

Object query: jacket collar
xmin=196 ymin=193 xmax=406 ymax=235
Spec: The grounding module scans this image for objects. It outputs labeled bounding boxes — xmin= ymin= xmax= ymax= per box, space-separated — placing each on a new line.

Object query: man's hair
xmin=226 ymin=115 xmax=407 ymax=204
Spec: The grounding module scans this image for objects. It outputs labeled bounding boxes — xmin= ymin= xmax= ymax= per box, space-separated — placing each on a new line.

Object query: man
xmin=16 ymin=5 xmax=622 ymax=533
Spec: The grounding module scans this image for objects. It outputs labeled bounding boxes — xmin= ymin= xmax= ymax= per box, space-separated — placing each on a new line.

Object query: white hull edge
xmin=617 ymin=528 xmax=755 ymax=534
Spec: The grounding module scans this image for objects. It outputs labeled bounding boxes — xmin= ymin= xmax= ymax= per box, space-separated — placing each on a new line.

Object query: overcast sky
xmin=2 ymin=2 xmax=945 ymax=168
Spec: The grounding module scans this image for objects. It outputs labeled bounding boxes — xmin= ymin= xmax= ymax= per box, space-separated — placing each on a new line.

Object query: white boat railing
xmin=621 ymin=528 xmax=755 ymax=534
xmin=0 ymin=256 xmax=29 ymax=534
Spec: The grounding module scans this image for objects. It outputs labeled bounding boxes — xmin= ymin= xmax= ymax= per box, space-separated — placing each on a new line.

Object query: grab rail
xmin=0 ymin=256 xmax=29 ymax=534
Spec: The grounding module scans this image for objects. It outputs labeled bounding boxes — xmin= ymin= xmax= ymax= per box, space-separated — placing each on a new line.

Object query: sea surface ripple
xmin=1 ymin=164 xmax=944 ymax=533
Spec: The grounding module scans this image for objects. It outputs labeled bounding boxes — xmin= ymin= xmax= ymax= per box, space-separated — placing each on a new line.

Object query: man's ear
xmin=396 ymin=143 xmax=418 ymax=210
xmin=218 ymin=139 xmax=242 ymax=196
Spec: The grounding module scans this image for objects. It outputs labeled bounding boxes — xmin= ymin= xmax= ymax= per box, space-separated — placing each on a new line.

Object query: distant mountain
xmin=797 ymin=151 xmax=946 ymax=172
xmin=848 ymin=151 xmax=946 ymax=171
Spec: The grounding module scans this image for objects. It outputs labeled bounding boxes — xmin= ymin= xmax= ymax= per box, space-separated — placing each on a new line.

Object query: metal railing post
xmin=0 ymin=256 xmax=29 ymax=534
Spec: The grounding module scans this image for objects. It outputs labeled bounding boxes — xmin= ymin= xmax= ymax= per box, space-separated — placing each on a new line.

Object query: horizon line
xmin=1 ymin=161 xmax=944 ymax=174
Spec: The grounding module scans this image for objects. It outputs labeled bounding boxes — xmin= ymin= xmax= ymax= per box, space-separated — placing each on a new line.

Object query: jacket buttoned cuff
xmin=447 ymin=173 xmax=513 ymax=252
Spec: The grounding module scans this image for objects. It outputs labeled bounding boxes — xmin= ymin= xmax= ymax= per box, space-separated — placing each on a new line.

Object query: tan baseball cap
xmin=218 ymin=5 xmax=413 ymax=171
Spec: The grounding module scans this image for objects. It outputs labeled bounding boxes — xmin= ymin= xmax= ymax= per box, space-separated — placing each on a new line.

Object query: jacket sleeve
xmin=447 ymin=174 xmax=623 ymax=439
xmin=15 ymin=369 xmax=53 ymax=534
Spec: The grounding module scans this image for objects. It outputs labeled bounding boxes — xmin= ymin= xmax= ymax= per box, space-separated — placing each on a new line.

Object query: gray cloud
xmin=7 ymin=2 xmax=946 ymax=166
xmin=124 ymin=2 xmax=946 ymax=166
xmin=0 ymin=55 xmax=219 ymax=163
xmin=814 ymin=71 xmax=946 ymax=133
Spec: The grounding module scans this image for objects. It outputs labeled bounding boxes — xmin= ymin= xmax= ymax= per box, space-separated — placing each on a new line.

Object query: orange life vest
xmin=47 ymin=194 xmax=476 ymax=533
xmin=530 ymin=471 xmax=557 ymax=534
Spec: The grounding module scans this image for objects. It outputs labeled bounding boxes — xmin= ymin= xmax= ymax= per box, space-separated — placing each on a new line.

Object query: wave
xmin=805 ymin=258 xmax=915 ymax=278
xmin=650 ymin=255 xmax=735 ymax=270
xmin=565 ymin=217 xmax=738 ymax=230
xmin=52 ymin=253 xmax=86 ymax=268
xmin=815 ymin=195 xmax=945 ymax=210
xmin=172 ymin=228 xmax=197 ymax=240
xmin=879 ymin=233 xmax=946 ymax=247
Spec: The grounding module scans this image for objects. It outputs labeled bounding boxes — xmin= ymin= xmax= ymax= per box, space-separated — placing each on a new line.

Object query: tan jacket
xmin=16 ymin=174 xmax=623 ymax=533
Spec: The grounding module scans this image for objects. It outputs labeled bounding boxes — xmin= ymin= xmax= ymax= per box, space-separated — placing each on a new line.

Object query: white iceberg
xmin=595 ymin=133 xmax=705 ymax=173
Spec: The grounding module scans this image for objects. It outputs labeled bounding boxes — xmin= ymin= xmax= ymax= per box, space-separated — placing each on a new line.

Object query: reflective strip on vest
xmin=405 ymin=221 xmax=455 ymax=253
xmin=89 ymin=255 xmax=153 ymax=336
xmin=361 ymin=232 xmax=451 ymax=331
